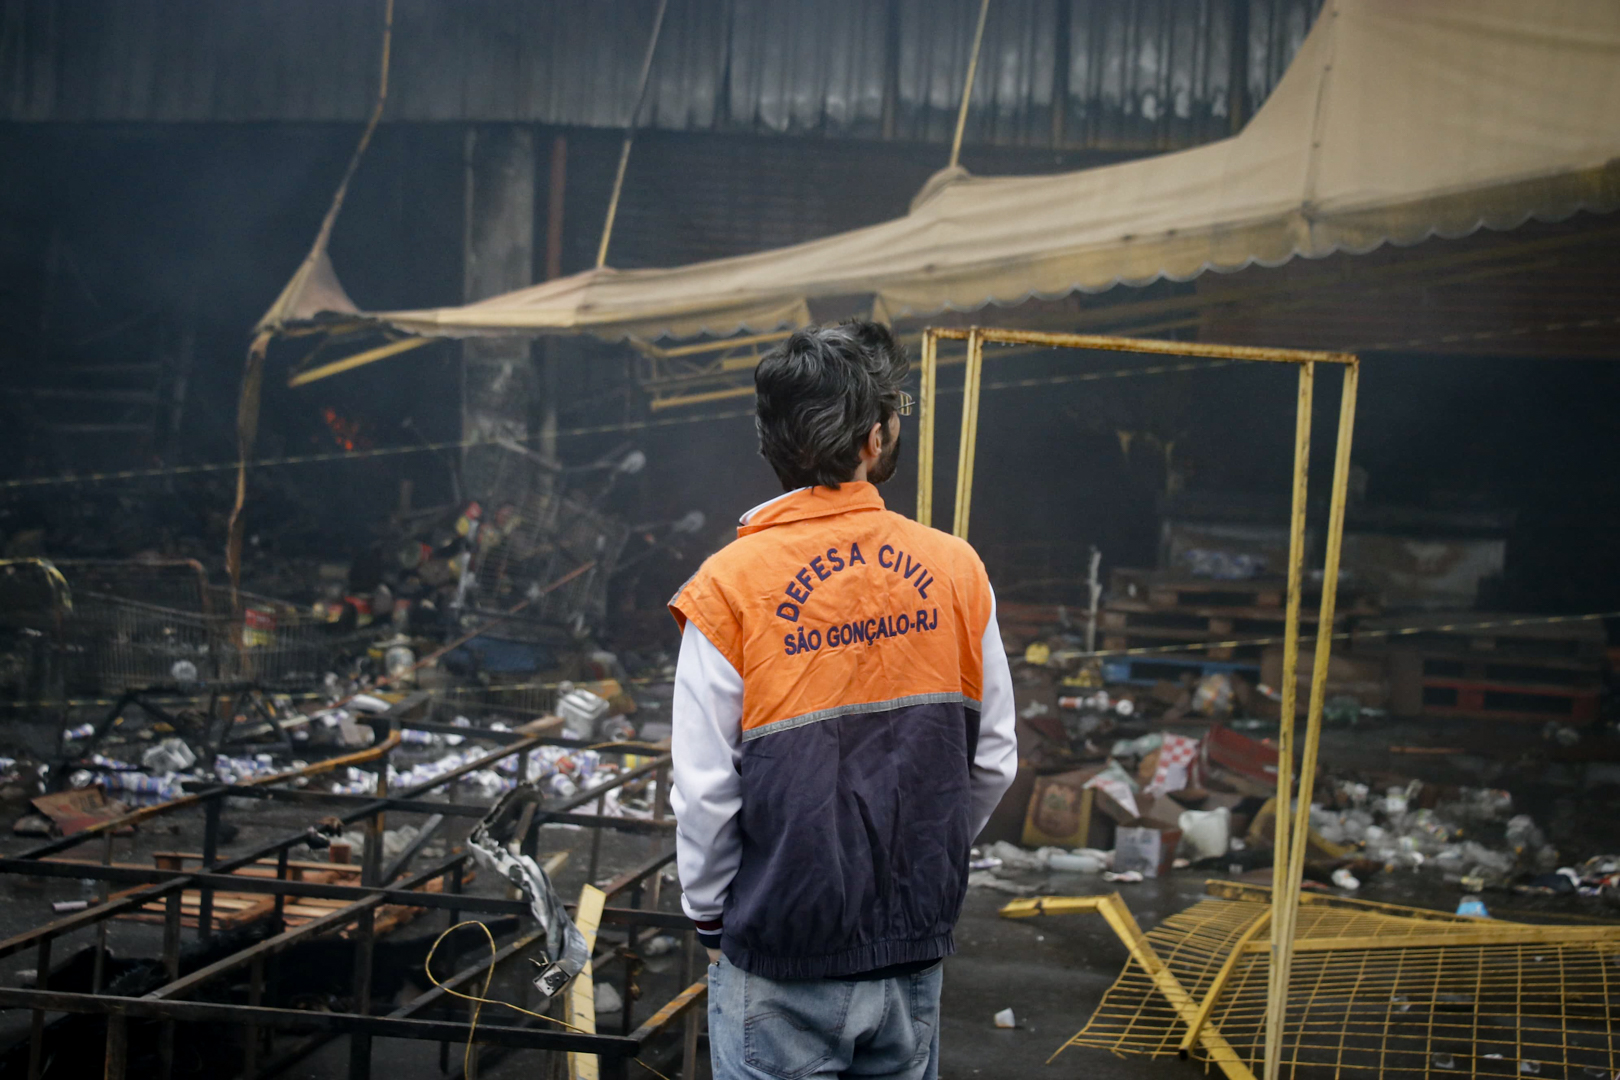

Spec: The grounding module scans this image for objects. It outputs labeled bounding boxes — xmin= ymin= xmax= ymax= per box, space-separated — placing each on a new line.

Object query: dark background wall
xmin=2 ymin=0 xmax=1320 ymax=146
xmin=1 ymin=0 xmax=1616 ymax=616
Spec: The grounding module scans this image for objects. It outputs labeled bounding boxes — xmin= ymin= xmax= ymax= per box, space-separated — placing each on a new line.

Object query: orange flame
xmin=320 ymin=407 xmax=371 ymax=452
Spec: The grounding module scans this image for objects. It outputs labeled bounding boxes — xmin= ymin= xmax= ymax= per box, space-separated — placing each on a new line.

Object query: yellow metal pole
xmin=286 ymin=336 xmax=432 ymax=388
xmin=917 ymin=329 xmax=938 ymax=527
xmin=952 ymin=328 xmax=984 ymax=539
xmin=923 ymin=326 xmax=1350 ymax=367
xmin=1269 ymin=360 xmax=1359 ymax=1072
xmin=1262 ymin=360 xmax=1313 ymax=1080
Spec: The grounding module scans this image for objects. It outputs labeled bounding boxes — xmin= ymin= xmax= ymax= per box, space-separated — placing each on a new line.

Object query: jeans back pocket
xmin=742 ymin=972 xmax=855 ymax=1080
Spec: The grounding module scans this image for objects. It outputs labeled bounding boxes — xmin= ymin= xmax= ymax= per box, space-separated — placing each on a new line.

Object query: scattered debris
xmin=993 ymin=1008 xmax=1017 ymax=1029
xmin=641 ymin=934 xmax=679 ymax=958
xmin=594 ymin=981 xmax=623 ymax=1014
xmin=968 ymin=871 xmax=1034 ymax=896
xmin=31 ymin=787 xmax=130 ymax=835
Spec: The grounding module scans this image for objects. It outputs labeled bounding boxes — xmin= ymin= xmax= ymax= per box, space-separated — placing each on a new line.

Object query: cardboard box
xmin=1095 ymin=791 xmax=1188 ymax=877
xmin=31 ymin=787 xmax=129 ymax=835
xmin=1115 ymin=826 xmax=1178 ymax=877
xmin=1021 ymin=766 xmax=1112 ymax=848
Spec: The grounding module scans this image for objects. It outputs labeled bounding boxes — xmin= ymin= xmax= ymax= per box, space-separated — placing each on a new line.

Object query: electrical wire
xmin=0 ymin=411 xmax=754 ymax=491
xmin=4 ymin=610 xmax=1613 ymax=708
xmin=0 ymin=351 xmax=1235 ymax=492
xmin=424 ymin=919 xmax=674 ymax=1080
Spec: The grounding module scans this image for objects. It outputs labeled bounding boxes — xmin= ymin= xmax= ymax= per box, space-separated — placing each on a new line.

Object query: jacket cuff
xmin=693 ymin=917 xmax=723 ymax=950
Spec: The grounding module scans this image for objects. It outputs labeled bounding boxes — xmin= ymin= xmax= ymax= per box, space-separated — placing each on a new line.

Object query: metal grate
xmin=1025 ymin=888 xmax=1620 ymax=1080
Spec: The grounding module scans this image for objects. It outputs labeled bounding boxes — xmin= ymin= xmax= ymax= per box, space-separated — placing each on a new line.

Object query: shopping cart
xmin=14 ymin=560 xmax=375 ymax=697
xmin=470 ymin=443 xmax=630 ymax=636
xmin=0 ymin=558 xmax=74 ymax=708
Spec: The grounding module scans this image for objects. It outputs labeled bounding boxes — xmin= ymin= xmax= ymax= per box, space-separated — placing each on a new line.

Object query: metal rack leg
xmin=244 ymin=954 xmax=264 ymax=1079
xmin=26 ymin=936 xmax=50 ymax=1080
xmin=92 ymin=831 xmax=112 ymax=993
xmin=198 ymin=794 xmax=221 ymax=940
xmin=159 ymin=892 xmax=180 ymax=1080
xmin=103 ymin=1011 xmax=127 ymax=1080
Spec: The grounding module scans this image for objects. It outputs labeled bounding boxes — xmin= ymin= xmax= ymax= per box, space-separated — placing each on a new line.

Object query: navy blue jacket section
xmin=721 ymin=699 xmax=983 ymax=980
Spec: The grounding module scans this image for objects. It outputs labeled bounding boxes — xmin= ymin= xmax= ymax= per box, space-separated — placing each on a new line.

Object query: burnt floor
xmin=0 ymin=713 xmax=1615 ymax=1078
xmin=0 ymin=793 xmax=1216 ymax=1080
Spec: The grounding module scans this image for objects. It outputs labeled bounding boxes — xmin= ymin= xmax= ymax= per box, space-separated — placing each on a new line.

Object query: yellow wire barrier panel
xmin=917 ymin=327 xmax=1357 ymax=1080
xmin=1001 ymin=887 xmax=1620 ymax=1080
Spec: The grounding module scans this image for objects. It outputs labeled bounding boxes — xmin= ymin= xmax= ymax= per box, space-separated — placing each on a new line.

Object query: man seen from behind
xmin=669 ymin=321 xmax=1018 ymax=1080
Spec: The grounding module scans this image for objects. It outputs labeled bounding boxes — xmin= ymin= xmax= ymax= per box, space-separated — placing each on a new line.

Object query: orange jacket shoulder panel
xmin=674 ymin=487 xmax=992 ymax=736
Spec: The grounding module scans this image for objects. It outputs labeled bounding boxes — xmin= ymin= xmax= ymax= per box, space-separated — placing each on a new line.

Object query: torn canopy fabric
xmin=283 ymin=0 xmax=1620 ymax=344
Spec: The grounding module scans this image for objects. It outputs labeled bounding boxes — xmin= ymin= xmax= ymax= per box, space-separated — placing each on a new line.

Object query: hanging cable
xmin=424 ymin=919 xmax=675 ymax=1080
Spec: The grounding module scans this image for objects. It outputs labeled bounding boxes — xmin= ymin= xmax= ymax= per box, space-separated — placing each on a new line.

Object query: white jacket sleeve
xmin=669 ymin=621 xmax=745 ymax=936
xmin=970 ymin=588 xmax=1019 ymax=836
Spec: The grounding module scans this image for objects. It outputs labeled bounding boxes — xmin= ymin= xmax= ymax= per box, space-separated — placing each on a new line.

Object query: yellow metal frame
xmin=920 ymin=326 xmax=1359 ymax=1080
xmin=287 ymin=336 xmax=433 ymax=388
xmin=1001 ymin=894 xmax=1259 ymax=1077
xmin=1003 ymin=887 xmax=1620 ymax=1079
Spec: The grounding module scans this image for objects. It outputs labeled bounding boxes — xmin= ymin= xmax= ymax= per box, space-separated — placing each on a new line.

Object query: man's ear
xmin=863 ymin=420 xmax=885 ymax=460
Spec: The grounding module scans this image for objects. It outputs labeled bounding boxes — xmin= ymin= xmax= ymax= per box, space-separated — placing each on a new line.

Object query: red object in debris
xmin=1204 ymin=723 xmax=1280 ymax=787
xmin=243 ymin=606 xmax=277 ymax=647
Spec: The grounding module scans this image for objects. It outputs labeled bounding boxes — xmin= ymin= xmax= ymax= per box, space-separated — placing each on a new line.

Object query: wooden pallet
xmin=1358 ymin=612 xmax=1606 ymax=724
xmin=1108 ymin=568 xmax=1378 ymax=616
xmin=996 ymin=602 xmax=1072 ymax=640
xmin=1387 ymin=651 xmax=1603 ymax=725
xmin=53 ymin=852 xmax=471 ymax=933
xmin=1413 ymin=677 xmax=1600 ymax=725
xmin=1353 ymin=612 xmax=1606 ymax=662
xmin=1101 ymin=611 xmax=1358 ymax=659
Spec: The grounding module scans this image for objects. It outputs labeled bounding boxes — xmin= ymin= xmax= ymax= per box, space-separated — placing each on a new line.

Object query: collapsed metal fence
xmin=1002 ymin=883 xmax=1620 ymax=1080
xmin=0 ymin=692 xmax=704 ymax=1080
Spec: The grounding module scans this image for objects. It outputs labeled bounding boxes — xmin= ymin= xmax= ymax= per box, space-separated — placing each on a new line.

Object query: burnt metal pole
xmin=198 ymin=790 xmax=222 ymax=939
xmin=26 ymin=935 xmax=49 ymax=1080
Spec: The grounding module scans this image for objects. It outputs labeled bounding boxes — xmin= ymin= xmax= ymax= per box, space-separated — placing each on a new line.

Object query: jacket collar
xmin=737 ymin=483 xmax=886 ymax=537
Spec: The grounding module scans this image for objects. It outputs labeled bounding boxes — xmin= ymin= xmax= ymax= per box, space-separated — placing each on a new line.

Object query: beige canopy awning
xmin=290 ymin=0 xmax=1620 ymax=344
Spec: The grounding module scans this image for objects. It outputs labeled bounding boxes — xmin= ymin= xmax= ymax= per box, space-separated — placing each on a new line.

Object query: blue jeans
xmin=708 ymin=956 xmax=942 ymax=1080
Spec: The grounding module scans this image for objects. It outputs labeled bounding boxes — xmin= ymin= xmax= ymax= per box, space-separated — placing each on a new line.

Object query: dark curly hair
xmin=754 ymin=321 xmax=910 ymax=490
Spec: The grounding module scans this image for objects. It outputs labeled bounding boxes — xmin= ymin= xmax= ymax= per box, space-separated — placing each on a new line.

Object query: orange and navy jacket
xmin=668 ymin=482 xmax=1017 ymax=979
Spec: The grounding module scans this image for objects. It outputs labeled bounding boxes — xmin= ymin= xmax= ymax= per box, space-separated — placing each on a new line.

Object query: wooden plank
xmin=567 ymin=884 xmax=607 ymax=1080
